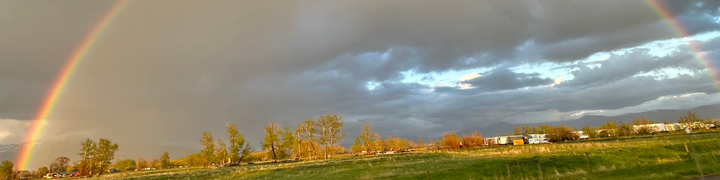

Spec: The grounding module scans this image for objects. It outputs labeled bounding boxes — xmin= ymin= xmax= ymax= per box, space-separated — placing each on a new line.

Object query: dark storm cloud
xmin=461 ymin=68 xmax=553 ymax=91
xmin=2 ymin=0 xmax=720 ymax=169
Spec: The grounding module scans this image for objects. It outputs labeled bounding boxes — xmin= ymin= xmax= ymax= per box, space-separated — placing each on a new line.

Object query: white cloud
xmin=552 ymin=77 xmax=564 ymax=86
xmin=458 ymin=72 xmax=481 ymax=89
xmin=570 ymin=110 xmax=605 ymax=117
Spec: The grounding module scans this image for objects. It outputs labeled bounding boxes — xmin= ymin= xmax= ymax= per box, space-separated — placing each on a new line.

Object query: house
xmin=574 ymin=131 xmax=589 ymax=139
xmin=528 ymin=134 xmax=548 ymax=144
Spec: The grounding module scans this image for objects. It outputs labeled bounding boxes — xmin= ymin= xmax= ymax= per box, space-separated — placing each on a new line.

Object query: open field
xmin=84 ymin=131 xmax=720 ymax=180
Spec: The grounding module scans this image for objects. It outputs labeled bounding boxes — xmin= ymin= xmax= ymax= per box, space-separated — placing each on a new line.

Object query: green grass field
xmin=87 ymin=131 xmax=720 ymax=180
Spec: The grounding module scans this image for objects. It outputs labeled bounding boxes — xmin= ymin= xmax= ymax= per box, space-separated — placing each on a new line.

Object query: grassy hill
xmin=78 ymin=130 xmax=720 ymax=180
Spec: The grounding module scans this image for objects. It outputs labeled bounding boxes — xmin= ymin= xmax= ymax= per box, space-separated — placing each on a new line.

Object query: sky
xmin=1 ymin=0 xmax=720 ymax=169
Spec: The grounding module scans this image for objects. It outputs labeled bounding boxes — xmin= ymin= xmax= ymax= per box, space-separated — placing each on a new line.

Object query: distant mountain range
xmin=457 ymin=104 xmax=720 ymax=137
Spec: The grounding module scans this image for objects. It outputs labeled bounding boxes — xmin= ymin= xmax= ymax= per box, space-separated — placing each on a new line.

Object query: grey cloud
xmin=461 ymin=68 xmax=553 ymax=90
xmin=564 ymin=49 xmax=694 ymax=87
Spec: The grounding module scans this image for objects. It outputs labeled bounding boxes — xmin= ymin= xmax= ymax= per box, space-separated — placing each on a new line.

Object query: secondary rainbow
xmin=645 ymin=0 xmax=720 ymax=88
xmin=15 ymin=0 xmax=129 ymax=170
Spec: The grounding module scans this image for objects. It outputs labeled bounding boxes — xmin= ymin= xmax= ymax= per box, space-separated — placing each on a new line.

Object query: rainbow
xmin=15 ymin=0 xmax=129 ymax=170
xmin=645 ymin=0 xmax=720 ymax=88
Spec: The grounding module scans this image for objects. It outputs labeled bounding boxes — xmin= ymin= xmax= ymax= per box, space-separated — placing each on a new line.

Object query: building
xmin=574 ymin=131 xmax=589 ymax=139
xmin=632 ymin=123 xmax=668 ymax=133
xmin=506 ymin=135 xmax=526 ymax=145
xmin=528 ymin=134 xmax=548 ymax=144
xmin=495 ymin=136 xmax=510 ymax=145
xmin=484 ymin=137 xmax=497 ymax=146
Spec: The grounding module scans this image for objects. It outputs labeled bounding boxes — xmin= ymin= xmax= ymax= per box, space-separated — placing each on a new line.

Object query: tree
xmin=49 ymin=157 xmax=70 ymax=173
xmin=160 ymin=152 xmax=170 ymax=169
xmin=227 ymin=124 xmax=253 ymax=164
xmin=0 ymin=160 xmax=13 ymax=180
xmin=263 ymin=121 xmax=281 ymax=161
xmin=317 ymin=113 xmax=345 ymax=158
xmin=581 ymin=126 xmax=595 ymax=139
xmin=351 ymin=136 xmax=363 ymax=154
xmin=539 ymin=124 xmax=551 ymax=134
xmin=77 ymin=138 xmax=96 ymax=176
xmin=526 ymin=126 xmax=540 ymax=134
xmin=386 ymin=136 xmax=401 ymax=151
xmin=92 ymin=138 xmax=119 ymax=176
xmin=136 ymin=158 xmax=148 ymax=170
xmin=632 ymin=118 xmax=653 ymax=125
xmin=37 ymin=167 xmax=49 ymax=176
xmin=277 ymin=127 xmax=296 ymax=159
xmin=417 ymin=137 xmax=423 ymax=148
xmin=355 ymin=122 xmax=376 ymax=153
xmin=215 ymin=140 xmax=228 ymax=164
xmin=546 ymin=125 xmax=578 ymax=142
xmin=513 ymin=126 xmax=521 ymax=135
xmin=637 ymin=126 xmax=654 ymax=135
xmin=600 ymin=121 xmax=620 ymax=137
xmin=618 ymin=122 xmax=634 ymax=136
xmin=113 ymin=159 xmax=136 ymax=172
xmin=373 ymin=134 xmax=383 ymax=151
xmin=146 ymin=159 xmax=158 ymax=169
xmin=408 ymin=140 xmax=417 ymax=148
xmin=679 ymin=112 xmax=703 ymax=129
xmin=200 ymin=132 xmax=215 ymax=167
xmin=296 ymin=118 xmax=318 ymax=159
xmin=468 ymin=131 xmax=483 ymax=147
xmin=442 ymin=132 xmax=460 ymax=149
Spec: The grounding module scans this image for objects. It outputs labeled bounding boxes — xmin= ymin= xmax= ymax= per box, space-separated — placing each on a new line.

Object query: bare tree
xmin=49 ymin=157 xmax=70 ymax=172
xmin=296 ymin=118 xmax=318 ymax=159
xmin=317 ymin=113 xmax=345 ymax=158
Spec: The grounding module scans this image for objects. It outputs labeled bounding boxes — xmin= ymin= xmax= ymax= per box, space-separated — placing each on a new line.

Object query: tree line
xmin=0 ymin=138 xmax=120 ymax=179
xmin=172 ymin=113 xmax=347 ymax=168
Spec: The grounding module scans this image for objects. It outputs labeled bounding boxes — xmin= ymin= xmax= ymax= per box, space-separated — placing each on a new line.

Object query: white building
xmin=574 ymin=131 xmax=589 ymax=139
xmin=527 ymin=134 xmax=548 ymax=144
xmin=633 ymin=123 xmax=668 ymax=133
xmin=495 ymin=136 xmax=510 ymax=145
